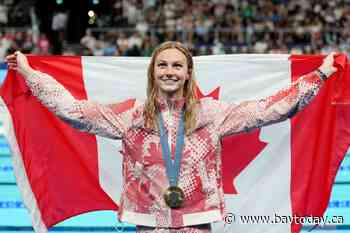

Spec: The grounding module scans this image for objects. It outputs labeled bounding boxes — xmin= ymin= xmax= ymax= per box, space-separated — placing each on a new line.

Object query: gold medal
xmin=164 ymin=186 xmax=185 ymax=209
xmin=158 ymin=112 xmax=186 ymax=209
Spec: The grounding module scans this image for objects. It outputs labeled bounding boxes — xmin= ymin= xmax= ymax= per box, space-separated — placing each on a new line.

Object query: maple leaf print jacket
xmin=21 ymin=69 xmax=324 ymax=227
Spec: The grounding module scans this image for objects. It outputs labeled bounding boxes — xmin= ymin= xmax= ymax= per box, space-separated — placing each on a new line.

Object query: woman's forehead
xmin=156 ymin=48 xmax=187 ymax=63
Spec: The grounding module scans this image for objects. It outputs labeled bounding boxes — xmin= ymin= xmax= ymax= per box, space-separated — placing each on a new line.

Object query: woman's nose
xmin=164 ymin=67 xmax=175 ymax=76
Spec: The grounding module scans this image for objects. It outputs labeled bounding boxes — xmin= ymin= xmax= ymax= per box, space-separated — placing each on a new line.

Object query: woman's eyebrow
xmin=157 ymin=59 xmax=185 ymax=63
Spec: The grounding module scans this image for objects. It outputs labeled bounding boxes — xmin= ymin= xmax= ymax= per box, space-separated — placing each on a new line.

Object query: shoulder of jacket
xmin=108 ymin=99 xmax=144 ymax=114
xmin=198 ymin=97 xmax=221 ymax=108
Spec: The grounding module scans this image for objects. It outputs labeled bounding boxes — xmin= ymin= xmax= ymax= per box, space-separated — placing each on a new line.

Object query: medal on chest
xmin=163 ymin=186 xmax=185 ymax=209
xmin=158 ymin=111 xmax=185 ymax=209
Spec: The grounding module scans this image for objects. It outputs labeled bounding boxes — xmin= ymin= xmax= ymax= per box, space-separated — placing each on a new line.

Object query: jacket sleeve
xmin=216 ymin=71 xmax=324 ymax=137
xmin=22 ymin=70 xmax=134 ymax=139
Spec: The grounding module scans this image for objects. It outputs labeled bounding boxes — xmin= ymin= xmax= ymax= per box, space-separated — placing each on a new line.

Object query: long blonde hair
xmin=144 ymin=41 xmax=198 ymax=133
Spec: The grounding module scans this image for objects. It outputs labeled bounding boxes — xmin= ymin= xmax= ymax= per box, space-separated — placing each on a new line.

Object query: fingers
xmin=7 ymin=61 xmax=17 ymax=67
xmin=332 ymin=66 xmax=338 ymax=73
xmin=323 ymin=52 xmax=337 ymax=65
xmin=5 ymin=52 xmax=18 ymax=60
xmin=318 ymin=51 xmax=339 ymax=78
xmin=5 ymin=51 xmax=21 ymax=70
xmin=327 ymin=52 xmax=336 ymax=57
xmin=324 ymin=52 xmax=335 ymax=64
xmin=328 ymin=52 xmax=337 ymax=72
xmin=5 ymin=54 xmax=16 ymax=62
xmin=5 ymin=51 xmax=23 ymax=59
xmin=7 ymin=62 xmax=18 ymax=70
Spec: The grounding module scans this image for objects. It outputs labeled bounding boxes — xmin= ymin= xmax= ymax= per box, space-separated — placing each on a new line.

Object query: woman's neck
xmin=157 ymin=91 xmax=185 ymax=113
xmin=158 ymin=91 xmax=184 ymax=110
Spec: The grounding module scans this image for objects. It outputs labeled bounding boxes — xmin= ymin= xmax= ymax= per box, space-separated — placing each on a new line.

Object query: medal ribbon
xmin=158 ymin=110 xmax=185 ymax=187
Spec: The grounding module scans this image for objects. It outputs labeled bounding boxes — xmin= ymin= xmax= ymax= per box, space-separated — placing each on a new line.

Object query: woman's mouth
xmin=160 ymin=77 xmax=179 ymax=83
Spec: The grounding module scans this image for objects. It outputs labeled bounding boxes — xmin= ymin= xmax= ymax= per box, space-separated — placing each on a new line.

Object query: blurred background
xmin=0 ymin=0 xmax=349 ymax=59
xmin=0 ymin=0 xmax=350 ymax=232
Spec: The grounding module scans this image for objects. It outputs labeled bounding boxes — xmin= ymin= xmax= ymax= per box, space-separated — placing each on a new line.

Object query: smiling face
xmin=145 ymin=41 xmax=198 ymax=131
xmin=153 ymin=48 xmax=190 ymax=99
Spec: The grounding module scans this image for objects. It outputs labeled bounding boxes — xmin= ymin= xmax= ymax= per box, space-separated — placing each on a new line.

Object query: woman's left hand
xmin=318 ymin=52 xmax=338 ymax=78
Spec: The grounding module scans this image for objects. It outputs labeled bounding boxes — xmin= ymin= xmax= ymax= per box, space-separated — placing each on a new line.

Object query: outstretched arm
xmin=217 ymin=53 xmax=337 ymax=137
xmin=6 ymin=51 xmax=133 ymax=139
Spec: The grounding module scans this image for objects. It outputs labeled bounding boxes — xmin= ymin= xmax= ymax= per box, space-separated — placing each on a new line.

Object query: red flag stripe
xmin=0 ymin=56 xmax=117 ymax=230
xmin=290 ymin=54 xmax=350 ymax=233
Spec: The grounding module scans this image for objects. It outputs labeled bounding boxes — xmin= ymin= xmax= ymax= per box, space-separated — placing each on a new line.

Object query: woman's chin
xmin=159 ymin=86 xmax=179 ymax=93
xmin=158 ymin=87 xmax=182 ymax=97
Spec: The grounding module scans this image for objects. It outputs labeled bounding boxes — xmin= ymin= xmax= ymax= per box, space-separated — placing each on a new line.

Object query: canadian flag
xmin=0 ymin=54 xmax=349 ymax=233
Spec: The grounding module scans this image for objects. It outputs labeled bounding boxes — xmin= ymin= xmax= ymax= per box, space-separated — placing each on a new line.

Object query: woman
xmin=6 ymin=41 xmax=337 ymax=233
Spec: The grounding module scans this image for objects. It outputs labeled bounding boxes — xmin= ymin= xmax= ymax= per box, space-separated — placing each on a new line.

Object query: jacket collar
xmin=156 ymin=96 xmax=185 ymax=113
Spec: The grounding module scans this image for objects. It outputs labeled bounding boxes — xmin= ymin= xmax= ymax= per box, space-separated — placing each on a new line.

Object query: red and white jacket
xmin=23 ymin=69 xmax=323 ymax=227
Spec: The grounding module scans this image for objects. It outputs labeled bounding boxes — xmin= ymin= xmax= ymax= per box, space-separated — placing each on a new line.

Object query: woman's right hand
xmin=5 ymin=51 xmax=33 ymax=75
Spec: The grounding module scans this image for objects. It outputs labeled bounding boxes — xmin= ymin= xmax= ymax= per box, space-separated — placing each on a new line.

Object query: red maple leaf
xmin=195 ymin=85 xmax=220 ymax=100
xmin=196 ymin=85 xmax=267 ymax=195
xmin=221 ymin=131 xmax=267 ymax=194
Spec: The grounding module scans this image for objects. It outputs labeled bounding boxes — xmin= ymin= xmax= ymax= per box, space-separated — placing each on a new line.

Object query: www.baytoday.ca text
xmin=224 ymin=213 xmax=344 ymax=225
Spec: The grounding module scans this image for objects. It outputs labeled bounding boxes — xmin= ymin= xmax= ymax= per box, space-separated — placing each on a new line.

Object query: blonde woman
xmin=6 ymin=41 xmax=337 ymax=233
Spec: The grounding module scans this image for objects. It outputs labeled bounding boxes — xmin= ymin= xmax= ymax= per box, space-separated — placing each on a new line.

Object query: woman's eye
xmin=174 ymin=64 xmax=182 ymax=68
xmin=158 ymin=63 xmax=166 ymax=67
